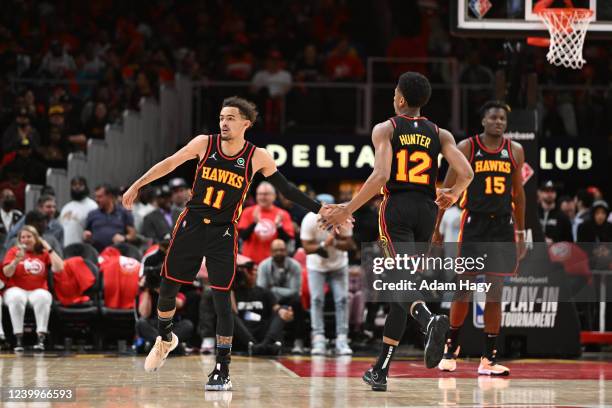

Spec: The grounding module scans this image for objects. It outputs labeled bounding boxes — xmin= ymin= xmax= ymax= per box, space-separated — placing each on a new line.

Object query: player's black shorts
xmin=162 ymin=209 xmax=237 ymax=291
xmin=458 ymin=211 xmax=517 ymax=276
xmin=379 ymin=191 xmax=438 ymax=256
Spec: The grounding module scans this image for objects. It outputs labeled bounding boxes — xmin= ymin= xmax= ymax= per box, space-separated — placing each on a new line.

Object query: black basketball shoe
xmin=362 ymin=367 xmax=387 ymax=391
xmin=205 ymin=363 xmax=232 ymax=391
xmin=424 ymin=314 xmax=450 ymax=369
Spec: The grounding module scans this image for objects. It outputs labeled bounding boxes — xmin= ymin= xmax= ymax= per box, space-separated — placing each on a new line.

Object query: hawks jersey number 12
xmin=385 ymin=115 xmax=441 ymax=200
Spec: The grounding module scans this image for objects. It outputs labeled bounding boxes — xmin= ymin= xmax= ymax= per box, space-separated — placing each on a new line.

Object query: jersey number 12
xmin=395 ymin=149 xmax=432 ymax=185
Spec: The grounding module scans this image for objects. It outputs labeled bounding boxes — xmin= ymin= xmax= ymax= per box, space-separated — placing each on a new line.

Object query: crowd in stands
xmin=0 ymin=171 xmax=609 ymax=354
xmin=0 ymin=0 xmax=610 ymax=355
xmin=2 ymin=1 xmax=610 ymax=154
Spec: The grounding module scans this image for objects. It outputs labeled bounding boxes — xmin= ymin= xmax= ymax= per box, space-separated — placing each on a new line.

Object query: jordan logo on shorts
xmin=223 ymin=228 xmax=231 ymax=237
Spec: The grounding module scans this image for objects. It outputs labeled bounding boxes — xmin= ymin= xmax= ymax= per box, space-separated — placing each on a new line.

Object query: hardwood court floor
xmin=0 ymin=353 xmax=610 ymax=407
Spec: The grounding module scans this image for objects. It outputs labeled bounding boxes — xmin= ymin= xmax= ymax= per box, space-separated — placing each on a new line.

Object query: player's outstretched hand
xmin=435 ymin=188 xmax=460 ymax=210
xmin=122 ymin=185 xmax=139 ymax=210
xmin=318 ymin=204 xmax=353 ymax=232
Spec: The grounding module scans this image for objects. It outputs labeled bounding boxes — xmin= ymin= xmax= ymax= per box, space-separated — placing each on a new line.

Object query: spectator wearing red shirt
xmin=2 ymin=226 xmax=64 ymax=352
xmin=238 ymin=182 xmax=294 ymax=264
xmin=325 ymin=38 xmax=365 ymax=81
xmin=225 ymin=44 xmax=254 ymax=80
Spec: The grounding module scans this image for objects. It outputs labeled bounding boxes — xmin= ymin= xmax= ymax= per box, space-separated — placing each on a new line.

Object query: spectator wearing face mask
xmin=8 ymin=195 xmax=64 ymax=246
xmin=59 ymin=177 xmax=98 ymax=246
xmin=0 ymin=167 xmax=27 ymax=212
xmin=0 ymin=189 xmax=22 ymax=245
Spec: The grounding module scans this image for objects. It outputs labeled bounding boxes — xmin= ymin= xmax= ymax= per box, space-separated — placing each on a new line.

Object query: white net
xmin=537 ymin=8 xmax=593 ymax=69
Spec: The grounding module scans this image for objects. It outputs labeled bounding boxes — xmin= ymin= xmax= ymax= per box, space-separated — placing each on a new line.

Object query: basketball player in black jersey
xmin=321 ymin=72 xmax=474 ymax=391
xmin=122 ymin=97 xmax=327 ymax=391
xmin=433 ymin=100 xmax=526 ymax=376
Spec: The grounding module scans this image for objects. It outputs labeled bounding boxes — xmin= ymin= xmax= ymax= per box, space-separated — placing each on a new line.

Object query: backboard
xmin=451 ymin=0 xmax=612 ymax=39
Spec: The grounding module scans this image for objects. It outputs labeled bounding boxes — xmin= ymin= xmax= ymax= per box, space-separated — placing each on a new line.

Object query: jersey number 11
xmin=203 ymin=186 xmax=225 ymax=209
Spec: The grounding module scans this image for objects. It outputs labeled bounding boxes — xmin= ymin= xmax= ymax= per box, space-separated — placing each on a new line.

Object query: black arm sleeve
xmin=276 ymin=225 xmax=291 ymax=241
xmin=266 ymin=171 xmax=322 ymax=213
xmin=239 ymin=222 xmax=257 ymax=240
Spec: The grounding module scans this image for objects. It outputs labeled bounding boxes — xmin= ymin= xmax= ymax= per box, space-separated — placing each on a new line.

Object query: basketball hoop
xmin=527 ymin=8 xmax=593 ymax=69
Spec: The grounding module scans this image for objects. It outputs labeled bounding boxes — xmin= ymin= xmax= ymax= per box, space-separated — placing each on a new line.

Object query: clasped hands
xmin=317 ymin=204 xmax=353 ymax=231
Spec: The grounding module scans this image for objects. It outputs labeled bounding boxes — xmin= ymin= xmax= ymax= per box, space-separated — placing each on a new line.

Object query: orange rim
xmin=527 ymin=37 xmax=550 ymax=47
xmin=528 ymin=8 xmax=593 ymax=47
xmin=536 ymin=8 xmax=594 ymax=32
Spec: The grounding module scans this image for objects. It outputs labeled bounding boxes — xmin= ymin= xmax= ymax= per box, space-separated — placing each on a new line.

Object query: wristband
xmin=515 ymin=230 xmax=526 ymax=236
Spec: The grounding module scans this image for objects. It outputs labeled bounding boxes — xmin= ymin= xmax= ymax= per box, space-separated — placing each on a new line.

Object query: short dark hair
xmin=41 ymin=185 xmax=55 ymax=196
xmin=37 ymin=194 xmax=55 ymax=207
xmin=71 ymin=176 xmax=88 ymax=186
xmin=397 ymin=72 xmax=431 ymax=108
xmin=480 ymin=100 xmax=511 ymax=119
xmin=575 ymin=189 xmax=594 ymax=208
xmin=222 ymin=96 xmax=258 ymax=125
xmin=95 ymin=183 xmax=117 ymax=197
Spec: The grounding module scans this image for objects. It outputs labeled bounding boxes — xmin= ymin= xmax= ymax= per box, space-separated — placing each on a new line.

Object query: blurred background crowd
xmin=0 ymin=0 xmax=610 ymax=355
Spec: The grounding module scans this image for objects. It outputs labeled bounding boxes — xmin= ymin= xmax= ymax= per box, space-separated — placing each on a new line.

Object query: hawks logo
xmin=119 ymin=256 xmax=140 ymax=274
xmin=23 ymin=258 xmax=45 ymax=275
xmin=254 ymin=219 xmax=277 ymax=241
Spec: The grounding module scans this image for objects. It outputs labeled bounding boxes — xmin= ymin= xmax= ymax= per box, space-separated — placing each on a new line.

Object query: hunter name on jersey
xmin=474 ymin=160 xmax=512 ymax=174
xmin=398 ymin=133 xmax=432 ymax=149
xmin=200 ymin=166 xmax=245 ymax=189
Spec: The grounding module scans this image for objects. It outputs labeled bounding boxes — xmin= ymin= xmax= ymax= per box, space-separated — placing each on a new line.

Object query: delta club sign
xmin=263 ymin=142 xmax=596 ymax=176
